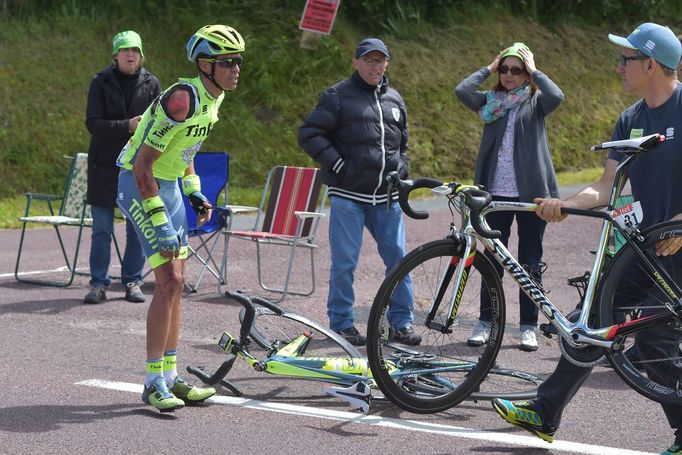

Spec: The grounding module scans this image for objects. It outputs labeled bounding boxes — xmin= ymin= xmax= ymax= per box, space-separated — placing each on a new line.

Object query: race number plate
xmin=611 ymin=200 xmax=643 ymax=229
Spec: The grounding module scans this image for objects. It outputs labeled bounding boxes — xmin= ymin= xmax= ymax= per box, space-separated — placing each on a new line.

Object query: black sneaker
xmin=124 ymin=281 xmax=145 ymax=303
xmin=334 ymin=326 xmax=366 ymax=346
xmin=84 ymin=286 xmax=106 ymax=304
xmin=391 ymin=326 xmax=422 ymax=346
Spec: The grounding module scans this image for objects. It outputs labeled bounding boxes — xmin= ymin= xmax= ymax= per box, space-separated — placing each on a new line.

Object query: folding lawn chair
xmin=14 ymin=153 xmax=121 ymax=287
xmin=182 ymin=151 xmax=230 ymax=293
xmin=219 ymin=165 xmax=327 ymax=302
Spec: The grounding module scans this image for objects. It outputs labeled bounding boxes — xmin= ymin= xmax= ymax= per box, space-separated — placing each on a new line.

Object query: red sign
xmin=299 ymin=0 xmax=340 ymax=35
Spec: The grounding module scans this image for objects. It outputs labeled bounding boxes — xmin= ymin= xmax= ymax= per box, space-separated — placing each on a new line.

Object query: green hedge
xmin=1 ymin=1 xmax=680 ymax=198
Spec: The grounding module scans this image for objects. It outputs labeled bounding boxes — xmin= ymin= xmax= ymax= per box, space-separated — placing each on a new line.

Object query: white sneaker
xmin=519 ymin=326 xmax=538 ymax=352
xmin=467 ymin=321 xmax=491 ymax=347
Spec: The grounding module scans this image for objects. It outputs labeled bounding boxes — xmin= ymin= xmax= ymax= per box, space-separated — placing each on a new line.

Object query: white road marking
xmin=77 ymin=379 xmax=655 ymax=455
xmin=1 ymin=266 xmax=94 ymax=279
xmin=1 ymin=266 xmax=68 ymax=278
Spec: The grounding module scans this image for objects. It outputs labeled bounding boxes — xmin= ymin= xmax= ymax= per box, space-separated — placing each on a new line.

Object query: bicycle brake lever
xmin=386 ymin=172 xmax=400 ymax=209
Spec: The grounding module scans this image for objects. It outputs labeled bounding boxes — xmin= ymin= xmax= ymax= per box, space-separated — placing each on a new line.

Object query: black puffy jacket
xmin=85 ymin=65 xmax=160 ymax=207
xmin=298 ymin=72 xmax=409 ymax=205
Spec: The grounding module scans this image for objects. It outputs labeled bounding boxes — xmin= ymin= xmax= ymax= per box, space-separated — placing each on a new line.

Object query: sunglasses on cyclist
xmin=207 ymin=56 xmax=243 ymax=68
xmin=498 ymin=65 xmax=525 ymax=76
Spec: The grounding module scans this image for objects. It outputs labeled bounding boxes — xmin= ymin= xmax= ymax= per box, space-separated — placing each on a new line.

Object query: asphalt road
xmin=0 ymin=193 xmax=670 ymax=455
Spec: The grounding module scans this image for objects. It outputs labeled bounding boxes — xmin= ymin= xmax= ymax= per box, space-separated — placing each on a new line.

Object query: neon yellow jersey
xmin=117 ymin=76 xmax=224 ymax=180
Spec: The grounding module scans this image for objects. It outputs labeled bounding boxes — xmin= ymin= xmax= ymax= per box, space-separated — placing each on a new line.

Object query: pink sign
xmin=299 ymin=0 xmax=340 ymax=35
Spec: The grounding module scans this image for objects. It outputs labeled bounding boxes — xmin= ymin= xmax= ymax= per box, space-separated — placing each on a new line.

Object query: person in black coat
xmin=84 ymin=30 xmax=160 ymax=304
xmin=298 ymin=38 xmax=421 ymax=347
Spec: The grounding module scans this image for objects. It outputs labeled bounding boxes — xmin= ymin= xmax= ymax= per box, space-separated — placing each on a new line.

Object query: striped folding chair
xmin=220 ymin=166 xmax=327 ymax=302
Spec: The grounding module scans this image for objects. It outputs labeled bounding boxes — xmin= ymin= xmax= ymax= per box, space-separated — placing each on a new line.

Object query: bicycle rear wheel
xmin=239 ymin=303 xmax=362 ymax=358
xmin=367 ymin=239 xmax=505 ymax=413
xmin=598 ymin=220 xmax=682 ymax=406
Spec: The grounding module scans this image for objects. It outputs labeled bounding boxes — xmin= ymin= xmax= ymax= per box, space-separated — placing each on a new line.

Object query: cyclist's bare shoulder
xmin=163 ymin=86 xmax=191 ymax=122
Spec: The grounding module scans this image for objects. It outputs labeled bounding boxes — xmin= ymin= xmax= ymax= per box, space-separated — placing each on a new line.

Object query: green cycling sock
xmin=145 ymin=358 xmax=163 ymax=387
xmin=163 ymin=349 xmax=178 ymax=386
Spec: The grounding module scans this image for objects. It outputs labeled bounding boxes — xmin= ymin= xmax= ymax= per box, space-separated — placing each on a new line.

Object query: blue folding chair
xmin=182 ymin=151 xmax=230 ymax=292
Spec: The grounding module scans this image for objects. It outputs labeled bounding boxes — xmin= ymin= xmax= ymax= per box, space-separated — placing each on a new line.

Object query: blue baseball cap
xmin=608 ymin=22 xmax=681 ymax=70
xmin=355 ymin=38 xmax=389 ymax=59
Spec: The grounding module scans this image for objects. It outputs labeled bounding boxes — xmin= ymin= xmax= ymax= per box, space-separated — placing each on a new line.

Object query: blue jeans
xmin=479 ymin=196 xmax=546 ymax=327
xmin=89 ymin=204 xmax=145 ymax=287
xmin=327 ymin=196 xmax=413 ymax=331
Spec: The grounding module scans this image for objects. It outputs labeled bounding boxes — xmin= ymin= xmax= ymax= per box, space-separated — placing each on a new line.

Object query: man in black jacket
xmin=298 ymin=38 xmax=420 ymax=346
xmin=84 ymin=30 xmax=160 ymax=304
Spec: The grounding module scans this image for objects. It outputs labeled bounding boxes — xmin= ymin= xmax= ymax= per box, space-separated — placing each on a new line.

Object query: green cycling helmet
xmin=186 ymin=25 xmax=245 ymax=62
xmin=112 ymin=30 xmax=144 ymax=58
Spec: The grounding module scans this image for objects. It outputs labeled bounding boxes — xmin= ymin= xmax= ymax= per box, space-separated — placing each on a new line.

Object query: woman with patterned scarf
xmin=455 ymin=43 xmax=564 ymax=352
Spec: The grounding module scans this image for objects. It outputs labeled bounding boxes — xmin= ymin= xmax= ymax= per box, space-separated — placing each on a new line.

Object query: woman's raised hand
xmin=487 ymin=48 xmax=508 ymax=73
xmin=518 ymin=47 xmax=536 ymax=75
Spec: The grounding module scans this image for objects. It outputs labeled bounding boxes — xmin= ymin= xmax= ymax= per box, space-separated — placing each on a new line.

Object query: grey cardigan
xmin=455 ymin=67 xmax=564 ymax=202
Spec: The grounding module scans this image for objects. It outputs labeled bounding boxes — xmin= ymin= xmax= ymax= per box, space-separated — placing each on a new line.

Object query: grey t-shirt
xmin=608 ymin=82 xmax=682 ymax=228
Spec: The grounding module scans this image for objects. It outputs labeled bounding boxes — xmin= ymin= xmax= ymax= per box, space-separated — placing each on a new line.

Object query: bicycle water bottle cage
xmin=566 ymin=271 xmax=590 ymax=302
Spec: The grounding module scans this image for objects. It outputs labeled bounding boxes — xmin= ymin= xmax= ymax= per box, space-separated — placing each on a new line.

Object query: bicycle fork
xmin=425 ymin=234 xmax=477 ymax=333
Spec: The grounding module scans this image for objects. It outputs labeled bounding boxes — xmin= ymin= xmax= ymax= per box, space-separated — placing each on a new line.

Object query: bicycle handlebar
xmin=464 ymin=189 xmax=502 ymax=239
xmin=186 ymin=289 xmax=267 ymax=396
xmin=386 ymin=172 xmax=501 ymax=239
xmin=387 ymin=172 xmax=441 ymax=220
xmin=224 ymin=290 xmax=256 ymax=343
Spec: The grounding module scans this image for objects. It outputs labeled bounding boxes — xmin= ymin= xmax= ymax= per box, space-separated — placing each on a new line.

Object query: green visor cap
xmin=112 ymin=30 xmax=144 ymax=58
xmin=501 ymin=42 xmax=532 ymax=60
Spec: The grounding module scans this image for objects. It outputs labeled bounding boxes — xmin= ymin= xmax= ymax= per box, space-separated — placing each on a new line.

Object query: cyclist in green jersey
xmin=116 ymin=24 xmax=245 ymax=412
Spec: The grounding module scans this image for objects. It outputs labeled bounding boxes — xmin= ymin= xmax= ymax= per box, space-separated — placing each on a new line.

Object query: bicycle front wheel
xmin=598 ymin=220 xmax=682 ymax=406
xmin=469 ymin=367 xmax=542 ymax=401
xmin=367 ymin=239 xmax=505 ymax=413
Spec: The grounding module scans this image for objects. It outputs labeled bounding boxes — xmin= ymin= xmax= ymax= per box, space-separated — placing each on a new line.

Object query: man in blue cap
xmin=492 ymin=22 xmax=682 ymax=455
xmin=298 ymin=38 xmax=421 ymax=346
